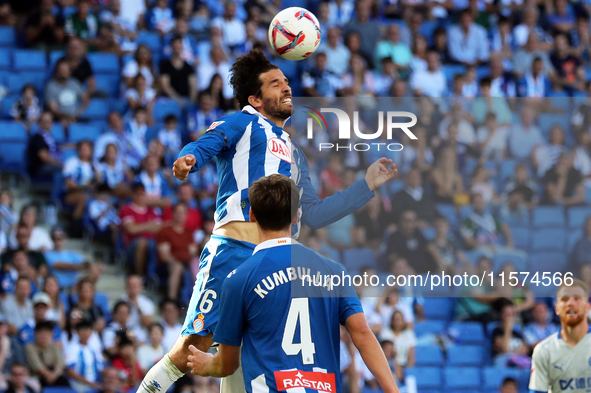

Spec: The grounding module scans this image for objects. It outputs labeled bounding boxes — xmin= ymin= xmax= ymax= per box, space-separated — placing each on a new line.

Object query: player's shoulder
xmin=205 ymin=110 xmax=254 ymax=133
xmin=533 ymin=332 xmax=560 ymax=358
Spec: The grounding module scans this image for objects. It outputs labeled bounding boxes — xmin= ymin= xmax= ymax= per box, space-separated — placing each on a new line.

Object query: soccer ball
xmin=268 ymin=7 xmax=322 ymax=61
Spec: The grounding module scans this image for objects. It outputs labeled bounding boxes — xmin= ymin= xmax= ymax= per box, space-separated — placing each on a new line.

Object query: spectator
xmin=523 ymin=301 xmax=559 ymax=349
xmin=158 ymin=299 xmax=181 ymax=352
xmin=136 ymin=155 xmax=172 ymax=208
xmin=447 ymin=8 xmax=489 ymax=66
xmin=122 ymin=44 xmax=156 ymax=89
xmin=502 ymin=164 xmax=537 ymax=206
xmin=44 ymin=227 xmax=98 ymax=291
xmin=569 ymin=216 xmax=591 ymax=272
xmin=157 ymin=115 xmax=181 ymax=167
xmin=11 ymin=85 xmax=41 ymax=128
xmin=354 ymin=193 xmax=393 ymax=251
xmin=379 ymin=311 xmax=416 ymax=382
xmin=98 ymin=368 xmax=122 ymax=393
xmin=513 ymin=6 xmax=553 ymax=49
xmin=103 ymin=301 xmax=147 ymax=356
xmin=94 ymin=112 xmax=147 ymax=172
xmin=476 ymin=112 xmax=509 ymax=160
xmin=42 ymin=275 xmax=66 ymax=328
xmin=211 ymin=1 xmax=246 ymax=50
xmin=516 ymin=57 xmax=552 ymax=98
xmin=343 ymin=1 xmax=380 ymax=65
xmin=59 ymin=37 xmax=96 ymax=97
xmin=156 ymin=203 xmax=198 ymax=300
xmin=546 ymin=0 xmax=576 ymax=33
xmin=533 ymin=125 xmax=567 ymax=177
xmin=386 ymin=210 xmax=440 ymax=274
xmin=438 ymin=102 xmax=477 ymax=146
xmin=541 ymin=152 xmax=585 ymax=206
xmin=119 ymin=275 xmax=154 ymax=330
xmin=513 ymin=34 xmax=553 ymax=79
xmin=159 ymin=36 xmax=197 ymax=105
xmin=549 ymin=33 xmax=585 ymax=94
xmin=147 ymin=0 xmax=175 ymax=36
xmin=491 ymin=303 xmax=529 ymax=368
xmin=65 ymin=320 xmax=104 ymax=393
xmin=490 ymin=16 xmax=513 ymax=69
xmin=187 ymin=92 xmax=224 ymax=141
xmin=197 ymin=46 xmax=233 ymax=100
xmin=429 ymin=146 xmax=465 ymax=203
xmin=488 ymin=55 xmax=516 ymax=98
xmin=64 ymin=0 xmax=99 ymax=43
xmin=119 ymin=0 xmax=146 ymax=32
xmin=24 ymin=320 xmax=69 ymax=387
xmin=87 ymin=183 xmax=121 ymax=244
xmin=0 ymin=249 xmax=39 ymax=296
xmin=45 ymin=59 xmax=89 ymax=125
xmin=430 ymin=216 xmax=470 ymax=274
xmin=95 ymin=23 xmax=123 ymax=55
xmin=136 ymin=323 xmax=165 ymax=375
xmin=341 ymin=54 xmax=375 ymax=98
xmin=508 ymin=105 xmax=544 ymax=159
xmin=431 ymin=27 xmax=452 ymax=65
xmin=318 ymin=27 xmax=350 ymax=76
xmin=470 ymin=165 xmax=500 ymax=205
xmin=499 ymin=377 xmax=518 ymax=393
xmin=98 ymin=0 xmax=137 ymax=53
xmin=302 ymin=52 xmax=343 ymax=98
xmin=111 ymin=335 xmax=142 ymax=392
xmin=0 ymin=277 xmax=33 ymax=335
xmin=0 ymin=190 xmax=17 ymax=235
xmin=409 ymin=35 xmax=428 ymax=75
xmin=125 ymin=107 xmax=148 ymax=146
xmin=328 ymin=0 xmax=354 ymax=26
xmin=391 ymin=168 xmax=438 ymax=225
xmin=63 ymin=141 xmax=96 ymax=219
xmin=26 ymin=111 xmax=63 ymax=179
xmin=409 ymin=50 xmax=447 ymax=97
xmin=571 ymin=15 xmax=591 ymax=60
xmin=4 ymin=364 xmax=35 ymax=393
xmin=18 ymin=292 xmax=61 ymax=345
xmin=0 ymin=316 xmax=26 ymax=384
xmin=74 ymin=278 xmax=106 ymax=334
xmin=374 ymin=24 xmax=411 ymax=74
xmin=61 ymin=307 xmax=103 ymax=355
xmin=3 ymin=228 xmax=48 ymax=279
xmin=161 ymin=183 xmax=202 ymax=231
xmin=24 ymin=0 xmax=66 ymax=50
xmin=456 ymin=256 xmax=498 ymax=323
xmin=9 ymin=204 xmax=53 ymax=252
xmin=471 ymin=77 xmax=513 ymax=126
xmin=94 ymin=143 xmax=133 ymax=199
xmin=124 ymin=74 xmax=156 ymax=120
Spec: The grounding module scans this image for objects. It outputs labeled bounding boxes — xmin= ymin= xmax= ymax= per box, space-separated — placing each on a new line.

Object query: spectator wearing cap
xmin=18 ymin=292 xmax=61 ymax=345
xmin=409 ymin=50 xmax=447 ymax=97
xmin=26 ymin=111 xmax=63 ymax=180
xmin=136 ymin=323 xmax=165 ymax=374
xmin=25 ymin=320 xmax=69 ymax=387
xmin=157 ymin=203 xmax=198 ymax=300
xmin=0 ymin=277 xmax=33 ymax=335
xmin=159 ymin=35 xmax=197 ymax=106
xmin=4 ymin=363 xmax=36 ymax=393
xmin=120 ymin=183 xmax=162 ymax=275
xmin=158 ymin=298 xmax=181 ymax=352
xmin=447 ymin=8 xmax=489 ymax=66
xmin=59 ymin=37 xmax=96 ymax=98
xmin=111 ymin=335 xmax=142 ymax=392
xmin=317 ymin=27 xmax=351 ymax=76
xmin=44 ymin=227 xmax=100 ymax=290
xmin=65 ymin=320 xmax=104 ymax=393
xmin=45 ymin=59 xmax=89 ymax=126
xmin=118 ymin=275 xmax=154 ymax=330
xmin=103 ymin=301 xmax=147 ymax=356
xmin=98 ymin=368 xmax=122 ymax=393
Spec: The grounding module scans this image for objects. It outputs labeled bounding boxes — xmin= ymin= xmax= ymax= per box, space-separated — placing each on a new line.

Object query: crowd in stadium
xmin=0 ymin=0 xmax=590 ymax=391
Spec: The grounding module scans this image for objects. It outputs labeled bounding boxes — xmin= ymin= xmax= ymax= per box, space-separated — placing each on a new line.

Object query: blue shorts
xmin=181 ymin=235 xmax=255 ymax=337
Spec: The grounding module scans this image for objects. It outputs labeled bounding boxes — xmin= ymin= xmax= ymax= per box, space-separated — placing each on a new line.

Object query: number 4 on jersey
xmin=282 ymin=298 xmax=316 ymax=365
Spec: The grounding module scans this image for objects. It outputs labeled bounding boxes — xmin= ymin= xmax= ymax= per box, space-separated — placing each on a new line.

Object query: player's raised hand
xmin=187 ymin=344 xmax=213 ymax=376
xmin=173 ymin=154 xmax=196 ymax=181
xmin=364 ymin=158 xmax=398 ymax=191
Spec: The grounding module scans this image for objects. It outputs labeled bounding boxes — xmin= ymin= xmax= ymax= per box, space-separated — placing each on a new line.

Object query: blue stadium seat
xmin=537 ymin=113 xmax=571 ymax=135
xmin=1 ymin=94 xmax=17 ymax=118
xmin=499 ymin=159 xmax=516 ymax=182
xmin=482 ymin=368 xmax=521 ymax=390
xmin=532 ymin=206 xmax=565 ymax=227
xmin=447 ymin=345 xmax=485 ymax=366
xmin=421 ymin=226 xmax=436 ymax=241
xmin=153 ymin=98 xmax=182 ymax=121
xmin=273 ymin=58 xmax=298 ymax=81
xmin=42 ymin=386 xmax=78 ymax=393
xmin=567 ymin=206 xmax=591 ymax=229
xmin=389 ymin=179 xmax=405 ymax=195
xmin=436 ymin=204 xmax=458 ymax=228
xmin=342 ymin=248 xmax=376 ymax=271
xmin=549 ymin=94 xmax=570 ymax=110
xmin=414 ymin=320 xmax=446 ymax=337
xmin=442 ymin=65 xmax=466 ymax=82
xmin=69 ymin=124 xmax=102 ymax=142
xmin=88 ymin=53 xmax=120 ymax=74
xmin=13 ymin=50 xmax=47 ymax=72
xmin=109 ymin=98 xmax=128 ymax=114
xmin=448 ymin=322 xmax=485 ymax=345
xmin=443 ymin=367 xmax=481 ymax=390
xmin=422 ymin=298 xmax=454 ymax=321
xmin=7 ymin=72 xmax=46 ymax=94
xmin=51 ymin=124 xmax=66 ymax=143
xmin=0 ymin=27 xmax=15 ymax=47
xmin=503 ymin=209 xmax=529 ymax=228
xmin=531 ymin=228 xmax=565 ymax=252
xmin=49 ymin=50 xmax=65 ymax=71
xmin=415 ymin=346 xmax=444 ymax=367
xmin=0 ymin=121 xmax=26 ymax=142
xmin=81 ymin=99 xmax=110 ymax=120
xmin=0 ymin=141 xmax=27 ymax=174
xmin=95 ymin=74 xmax=120 ymax=98
xmin=509 ymin=227 xmax=530 ymax=250
xmin=419 ymin=21 xmax=439 ymax=46
xmin=405 ymin=367 xmax=442 ymax=389
xmin=136 ymin=31 xmax=162 ymax=52
xmin=568 ymin=230 xmax=582 ymax=252
xmin=61 ymin=148 xmax=77 ymax=162
xmin=0 ymin=48 xmax=11 ymax=70
xmin=493 ymin=251 xmax=528 ymax=273
xmin=528 ymin=251 xmax=567 ymax=274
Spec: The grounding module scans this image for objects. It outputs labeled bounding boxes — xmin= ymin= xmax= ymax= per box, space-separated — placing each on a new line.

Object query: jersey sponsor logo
xmin=274 ymin=370 xmax=336 ymax=392
xmin=559 ymin=377 xmax=591 ymax=390
xmin=207 ymin=121 xmax=225 ymax=131
xmin=268 ymin=138 xmax=292 ymax=163
xmin=193 ymin=313 xmax=205 ymax=333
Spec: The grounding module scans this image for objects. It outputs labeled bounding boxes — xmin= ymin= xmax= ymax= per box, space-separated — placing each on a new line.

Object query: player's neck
xmin=258 ymin=109 xmax=288 ymax=129
xmin=561 ymin=321 xmax=589 ymax=346
xmin=257 ymin=229 xmax=291 ymax=244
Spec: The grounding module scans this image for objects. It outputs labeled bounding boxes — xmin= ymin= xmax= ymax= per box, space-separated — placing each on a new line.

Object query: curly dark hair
xmin=229 ymin=49 xmax=279 ymax=109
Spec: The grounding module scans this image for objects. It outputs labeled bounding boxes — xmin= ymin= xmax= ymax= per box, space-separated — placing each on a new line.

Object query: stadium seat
xmin=7 ymin=71 xmax=46 ymax=94
xmin=42 ymin=387 xmax=78 ymax=393
xmin=0 ymin=141 xmax=27 ymax=174
xmin=492 ymin=251 xmax=528 ymax=273
xmin=81 ymin=99 xmax=110 ymax=120
xmin=419 ymin=21 xmax=438 ymax=46
xmin=443 ymin=367 xmax=481 ymax=390
xmin=13 ymin=50 xmax=47 ymax=72
xmin=448 ymin=322 xmax=486 ymax=345
xmin=51 ymin=123 xmax=66 ymax=143
xmin=153 ymin=98 xmax=182 ymax=122
xmin=109 ymin=98 xmax=128 ymax=114
xmin=537 ymin=113 xmax=571 ymax=135
xmin=342 ymin=248 xmax=376 ymax=271
xmin=415 ymin=346 xmax=444 ymax=367
xmin=528 ymin=251 xmax=567 ymax=274
xmin=436 ymin=204 xmax=458 ymax=228
xmin=447 ymin=345 xmax=485 ymax=366
xmin=499 ymin=159 xmax=516 ymax=182
xmin=422 ymin=298 xmax=454 ymax=321
xmin=0 ymin=48 xmax=10 ymax=70
xmin=567 ymin=206 xmax=591 ymax=229
xmin=0 ymin=27 xmax=15 ymax=47
xmin=0 ymin=121 xmax=26 ymax=142
xmin=273 ymin=58 xmax=298 ymax=81
xmin=1 ymin=94 xmax=17 ymax=118
xmin=49 ymin=50 xmax=65 ymax=71
xmin=87 ymin=53 xmax=120 ymax=74
xmin=389 ymin=179 xmax=405 ymax=195
xmin=509 ymin=227 xmax=530 ymax=250
xmin=415 ymin=320 xmax=446 ymax=337
xmin=482 ymin=368 xmax=521 ymax=390
xmin=442 ymin=65 xmax=466 ymax=82
xmin=136 ymin=31 xmax=162 ymax=52
xmin=568 ymin=230 xmax=581 ymax=252
xmin=405 ymin=367 xmax=442 ymax=389
xmin=531 ymin=228 xmax=565 ymax=252
xmin=69 ymin=124 xmax=102 ymax=142
xmin=95 ymin=74 xmax=121 ymax=98
xmin=532 ymin=206 xmax=565 ymax=227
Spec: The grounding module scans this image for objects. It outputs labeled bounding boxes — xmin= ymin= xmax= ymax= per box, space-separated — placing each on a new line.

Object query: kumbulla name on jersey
xmin=251 ymin=266 xmax=335 ymax=299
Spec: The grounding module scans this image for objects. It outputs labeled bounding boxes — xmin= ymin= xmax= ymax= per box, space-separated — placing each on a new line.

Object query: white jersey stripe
xmin=251 ymin=374 xmax=269 ymax=393
xmin=233 ymin=121 xmax=253 ymax=191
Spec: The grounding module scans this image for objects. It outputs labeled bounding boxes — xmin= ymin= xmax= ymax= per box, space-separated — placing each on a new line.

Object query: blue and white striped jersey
xmin=178 ymin=105 xmax=375 ymax=232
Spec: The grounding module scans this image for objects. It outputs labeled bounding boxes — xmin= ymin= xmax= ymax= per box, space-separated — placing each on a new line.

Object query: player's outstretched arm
xmin=345 ymin=313 xmax=400 ymax=393
xmin=187 ymin=344 xmax=240 ymax=378
xmin=173 ymin=154 xmax=196 ymax=181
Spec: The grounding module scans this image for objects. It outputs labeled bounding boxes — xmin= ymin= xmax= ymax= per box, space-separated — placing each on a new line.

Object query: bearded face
xmin=555 ymin=286 xmax=591 ymax=327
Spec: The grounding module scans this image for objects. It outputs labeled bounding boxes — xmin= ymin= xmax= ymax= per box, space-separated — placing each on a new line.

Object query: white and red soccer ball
xmin=268 ymin=7 xmax=322 ymax=61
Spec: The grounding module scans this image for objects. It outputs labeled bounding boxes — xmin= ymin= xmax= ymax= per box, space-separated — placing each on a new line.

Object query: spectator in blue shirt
xmin=447 ymin=8 xmax=489 ymax=66
xmin=147 ymin=0 xmax=174 ymax=36
xmin=135 ymin=155 xmax=173 ymax=209
xmin=188 ymin=92 xmax=224 ymax=142
xmin=65 ymin=320 xmax=104 ymax=393
xmin=547 ymin=0 xmax=576 ymax=34
xmin=516 ymin=57 xmax=552 ymax=97
xmin=523 ymin=301 xmax=560 ymax=349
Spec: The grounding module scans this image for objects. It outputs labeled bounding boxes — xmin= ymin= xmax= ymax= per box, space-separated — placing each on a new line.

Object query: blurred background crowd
xmin=0 ymin=0 xmax=590 ymax=392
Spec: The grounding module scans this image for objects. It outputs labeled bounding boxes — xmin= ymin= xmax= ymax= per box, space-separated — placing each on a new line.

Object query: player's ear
xmin=248 ymin=95 xmax=262 ymax=109
xmin=249 ymin=207 xmax=256 ymax=223
xmin=291 ymin=211 xmax=298 ymax=225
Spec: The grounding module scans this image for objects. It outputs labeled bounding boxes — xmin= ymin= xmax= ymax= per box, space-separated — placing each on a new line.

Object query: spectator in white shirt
xmin=8 ymin=205 xmax=53 ymax=252
xmin=65 ymin=320 xmax=104 ymax=393
xmin=136 ymin=323 xmax=166 ymax=374
xmin=158 ymin=299 xmax=181 ymax=352
xmin=410 ymin=50 xmax=447 ymax=97
xmin=63 ymin=141 xmax=96 ymax=220
xmin=119 ymin=275 xmax=155 ymax=330
xmin=197 ymin=46 xmax=233 ymax=99
xmin=477 ymin=112 xmax=509 ymax=160
xmin=447 ymin=8 xmax=489 ymax=66
xmin=317 ymin=27 xmax=351 ymax=76
xmin=512 ymin=6 xmax=553 ymax=50
xmin=103 ymin=301 xmax=147 ymax=356
xmin=125 ymin=74 xmax=156 ymax=121
xmin=532 ymin=125 xmax=567 ymax=177
xmin=211 ymin=0 xmax=246 ymax=50
xmin=119 ymin=0 xmax=145 ymax=32
xmin=122 ymin=44 xmax=156 ymax=89
xmin=328 ymin=0 xmax=354 ymax=27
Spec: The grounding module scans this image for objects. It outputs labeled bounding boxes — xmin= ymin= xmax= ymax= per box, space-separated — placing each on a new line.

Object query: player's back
xmin=214 ymin=238 xmax=362 ymax=393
